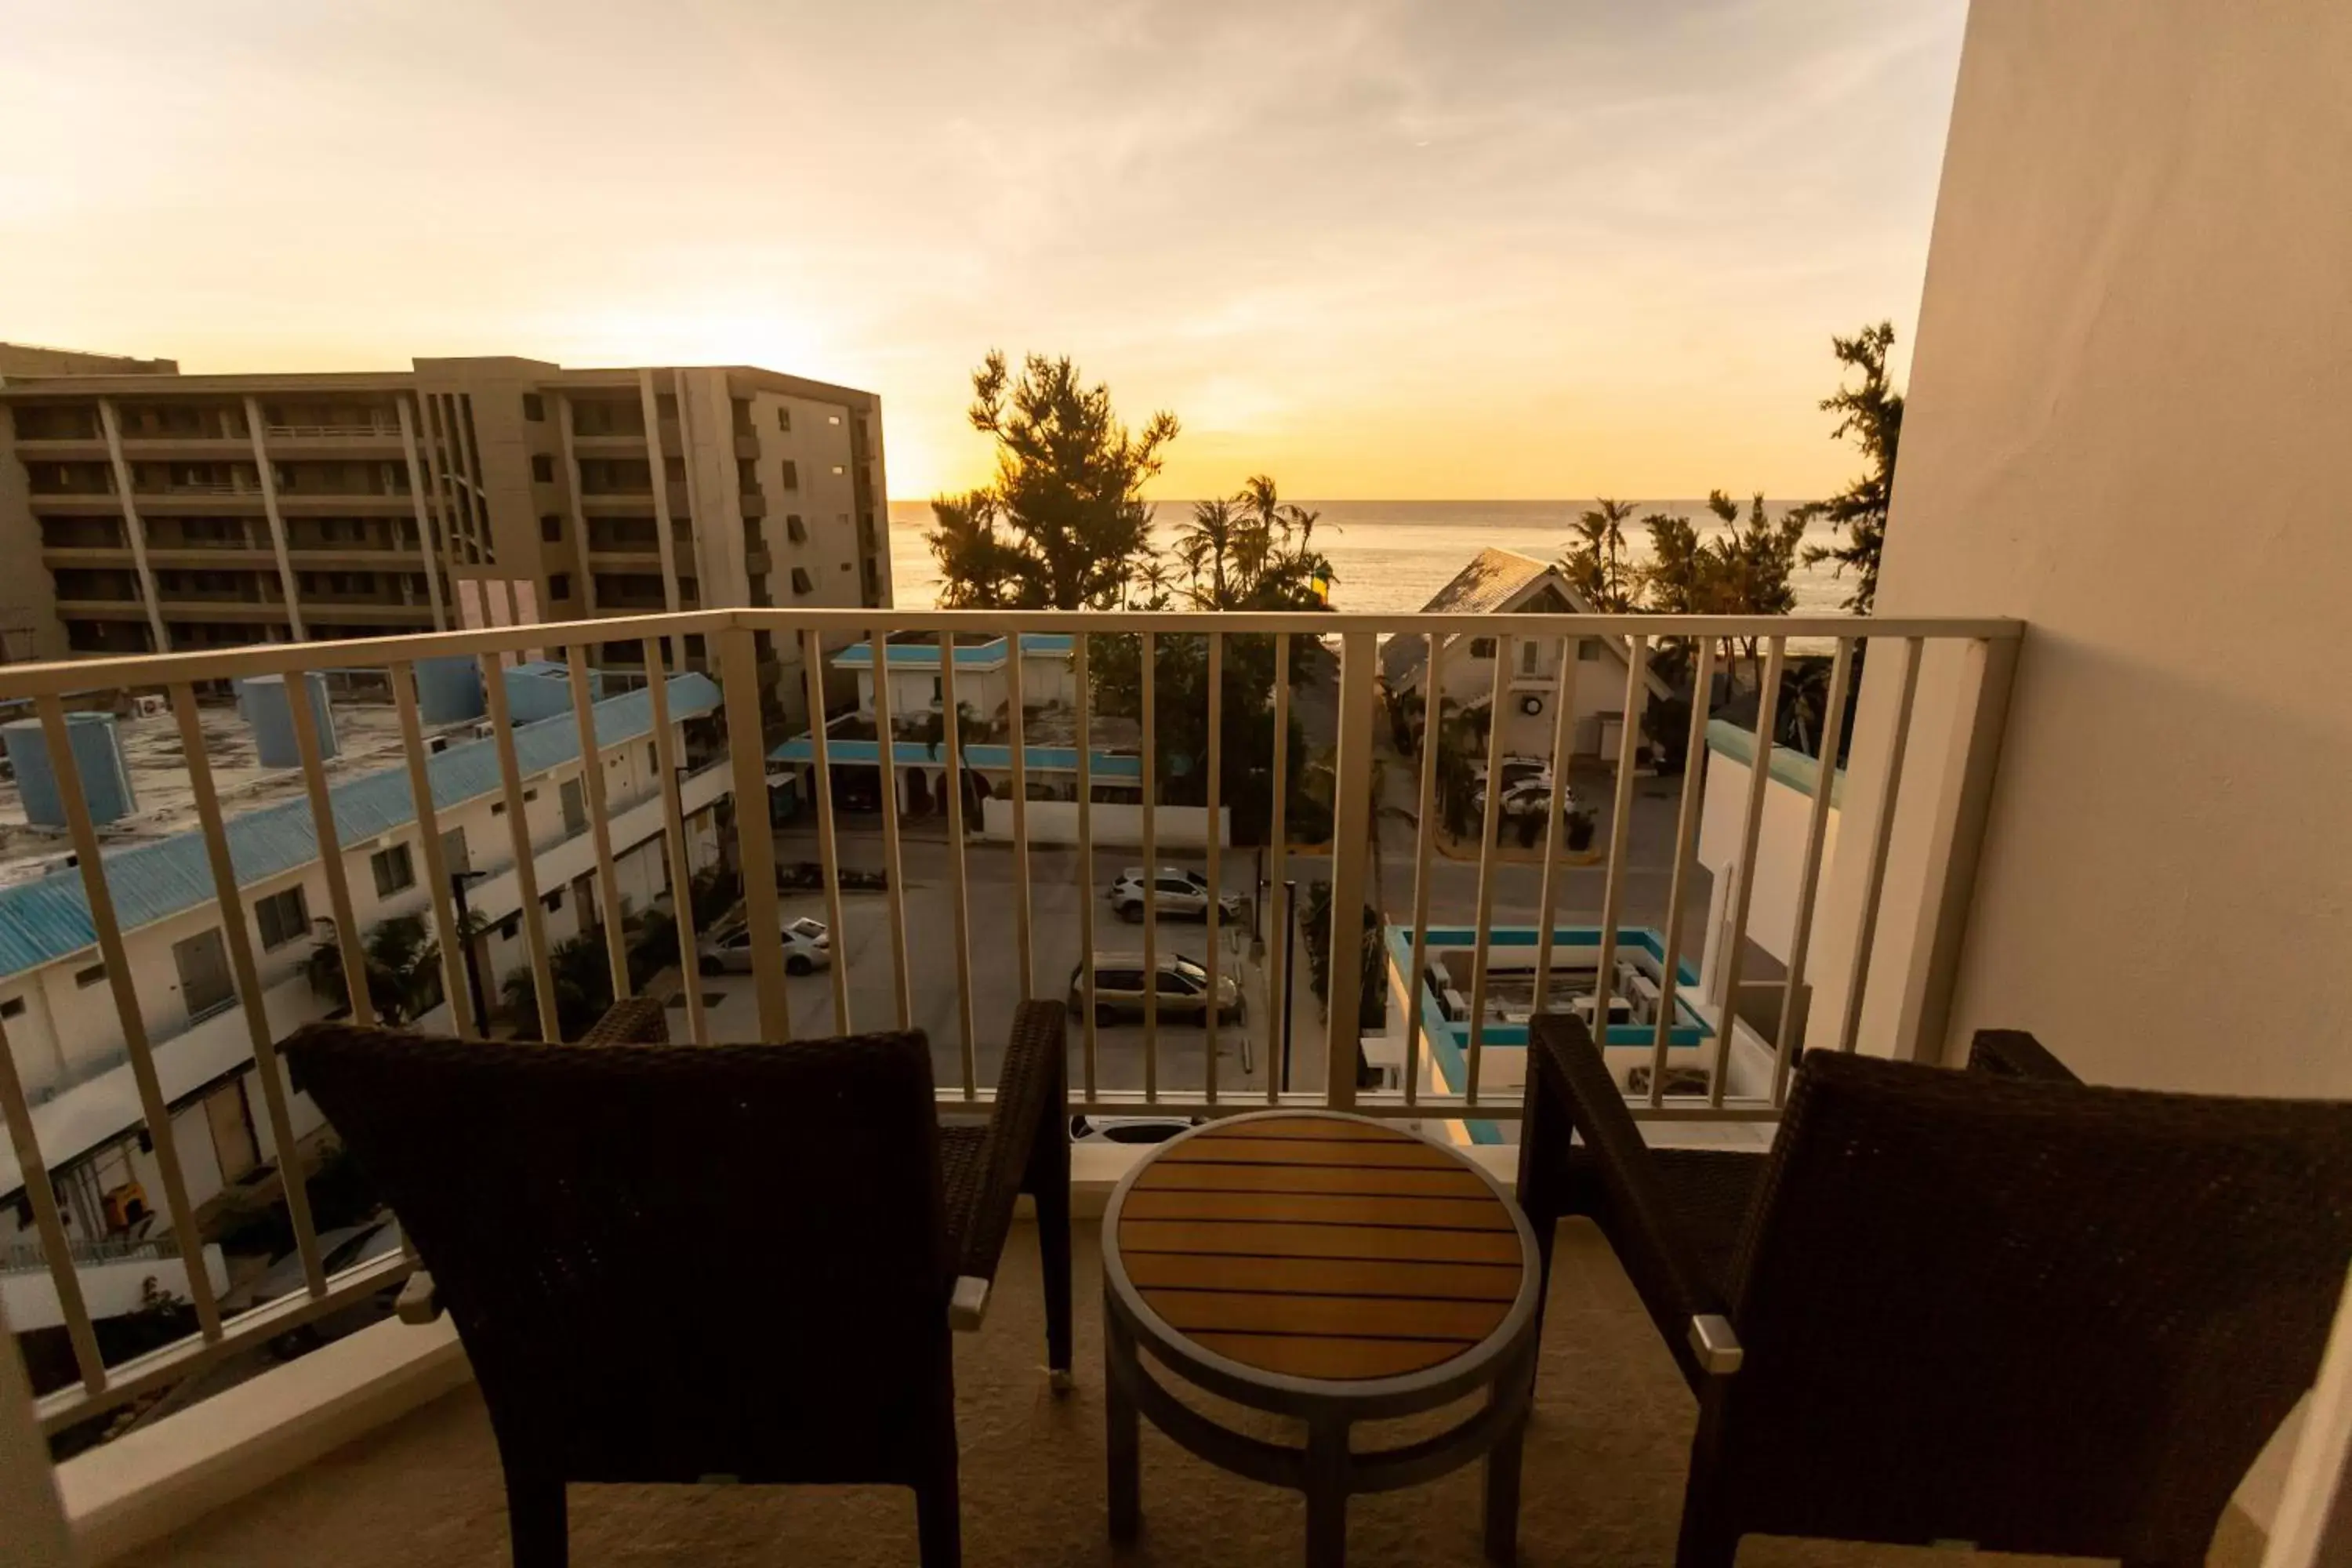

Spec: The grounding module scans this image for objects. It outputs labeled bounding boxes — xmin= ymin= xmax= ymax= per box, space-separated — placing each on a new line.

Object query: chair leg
xmin=1481 ymin=1369 xmax=1531 ymax=1565
xmin=1106 ymin=1314 xmax=1142 ymax=1544
xmin=917 ymin=1359 xmax=964 ymax=1568
xmin=1674 ymin=1393 xmax=1737 ymax=1568
xmin=1028 ymin=1055 xmax=1075 ymax=1390
xmin=504 ymin=1469 xmax=568 ymax=1568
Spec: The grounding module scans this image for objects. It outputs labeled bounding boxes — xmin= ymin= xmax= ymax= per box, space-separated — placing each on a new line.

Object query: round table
xmin=1101 ymin=1110 xmax=1541 ymax=1567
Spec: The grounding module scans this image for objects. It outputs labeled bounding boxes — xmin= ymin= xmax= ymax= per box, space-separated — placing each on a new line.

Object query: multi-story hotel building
xmin=0 ymin=351 xmax=891 ymax=720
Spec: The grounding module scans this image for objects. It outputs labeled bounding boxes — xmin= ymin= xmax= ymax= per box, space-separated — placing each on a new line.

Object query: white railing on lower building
xmin=0 ymin=606 xmax=2019 ymax=1436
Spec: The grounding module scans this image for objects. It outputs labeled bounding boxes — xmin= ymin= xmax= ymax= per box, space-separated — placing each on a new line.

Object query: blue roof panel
xmin=0 ymin=674 xmax=720 ymax=981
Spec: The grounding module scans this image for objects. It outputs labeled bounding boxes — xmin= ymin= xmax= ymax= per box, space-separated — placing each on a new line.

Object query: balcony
xmin=15 ymin=604 xmax=2288 ymax=1568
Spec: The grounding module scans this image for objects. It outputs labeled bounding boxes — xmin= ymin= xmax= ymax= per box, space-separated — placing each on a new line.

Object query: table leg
xmin=1106 ymin=1310 xmax=1142 ymax=1544
xmin=1305 ymin=1414 xmax=1350 ymax=1568
xmin=1481 ymin=1361 xmax=1533 ymax=1565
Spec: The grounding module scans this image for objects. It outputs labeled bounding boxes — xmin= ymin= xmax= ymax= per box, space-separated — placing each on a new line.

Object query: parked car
xmin=1069 ymin=1114 xmax=1204 ymax=1145
xmin=223 ymin=1216 xmax=408 ymax=1361
xmin=1472 ymin=777 xmax=1578 ymax=818
xmin=1067 ymin=951 xmax=1244 ymax=1025
xmin=698 ymin=915 xmax=832 ymax=976
xmin=1109 ymin=866 xmax=1244 ymax=923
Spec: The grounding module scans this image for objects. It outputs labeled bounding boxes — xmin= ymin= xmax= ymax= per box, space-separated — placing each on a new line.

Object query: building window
xmin=542 ymin=889 xmax=563 ymax=913
xmin=829 ymin=464 xmax=845 ymax=477
xmin=522 ymin=393 xmax=546 ymax=422
xmin=775 ymin=407 xmax=791 ymax=433
xmin=786 ymin=515 xmax=808 ymax=545
xmin=826 ymin=413 xmax=841 ymax=426
xmin=540 ymin=514 xmax=563 ymax=542
xmin=531 ymin=454 xmax=555 ymax=483
xmin=549 ymin=572 xmax=572 ymax=601
xmin=441 ymin=826 xmax=469 ymax=874
xmin=790 ymin=567 xmax=814 ymax=596
xmin=779 ymin=460 xmax=799 ymax=490
xmin=371 ymin=842 xmax=416 ymax=898
xmin=1469 ymin=637 xmax=1496 ymax=659
xmin=0 ymin=996 xmax=21 ymax=1020
xmin=1578 ymin=641 xmax=1602 ymax=662
xmin=1519 ymin=641 xmax=1539 ymax=676
xmin=496 ymin=915 xmax=520 ymax=942
xmin=74 ymin=963 xmax=107 ymax=989
xmin=256 ymin=886 xmax=310 ymax=949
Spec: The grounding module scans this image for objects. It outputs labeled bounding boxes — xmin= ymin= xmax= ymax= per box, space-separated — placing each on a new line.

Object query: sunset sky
xmin=0 ymin=0 xmax=1967 ymax=501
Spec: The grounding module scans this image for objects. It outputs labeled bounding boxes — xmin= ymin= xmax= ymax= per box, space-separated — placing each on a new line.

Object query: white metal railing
xmin=0 ymin=606 xmax=2018 ymax=1437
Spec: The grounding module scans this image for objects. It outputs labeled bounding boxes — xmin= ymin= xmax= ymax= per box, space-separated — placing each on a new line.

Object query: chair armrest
xmin=946 ymin=1000 xmax=1069 ymax=1288
xmin=1527 ymin=1011 xmax=1738 ymax=1379
xmin=1966 ymin=1029 xmax=2079 ymax=1084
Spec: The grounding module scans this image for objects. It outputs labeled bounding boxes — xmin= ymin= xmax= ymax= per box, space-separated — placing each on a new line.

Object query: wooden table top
xmin=1112 ymin=1113 xmax=1528 ymax=1384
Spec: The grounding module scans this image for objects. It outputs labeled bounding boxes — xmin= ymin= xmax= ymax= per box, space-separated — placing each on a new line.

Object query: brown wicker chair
xmin=283 ymin=1000 xmax=1072 ymax=1568
xmin=1518 ymin=1015 xmax=2352 ymax=1568
xmin=574 ymin=995 xmax=669 ymax=1045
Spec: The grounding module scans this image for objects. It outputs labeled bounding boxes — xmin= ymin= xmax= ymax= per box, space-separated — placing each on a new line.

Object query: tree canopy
xmin=1793 ymin=321 xmax=1904 ymax=615
xmin=924 ymin=350 xmax=1178 ymax=609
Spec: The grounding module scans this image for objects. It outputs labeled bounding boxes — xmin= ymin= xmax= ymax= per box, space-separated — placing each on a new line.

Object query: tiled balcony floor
xmin=125 ymin=1222 xmax=2225 ymax=1568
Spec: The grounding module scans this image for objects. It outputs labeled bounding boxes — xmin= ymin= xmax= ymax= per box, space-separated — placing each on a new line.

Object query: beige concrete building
xmin=0 ymin=354 xmax=891 ymax=718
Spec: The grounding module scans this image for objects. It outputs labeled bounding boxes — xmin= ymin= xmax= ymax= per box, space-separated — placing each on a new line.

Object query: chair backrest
xmin=1719 ymin=1049 xmax=2352 ymax=1561
xmin=285 ymin=1023 xmax=952 ymax=1488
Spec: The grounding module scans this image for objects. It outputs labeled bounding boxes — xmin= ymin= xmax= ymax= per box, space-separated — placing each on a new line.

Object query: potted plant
xmin=1566 ymin=806 xmax=1598 ymax=854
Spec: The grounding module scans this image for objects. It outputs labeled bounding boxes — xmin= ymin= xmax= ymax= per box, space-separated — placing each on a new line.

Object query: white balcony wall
xmin=1810 ymin=0 xmax=2352 ymax=1092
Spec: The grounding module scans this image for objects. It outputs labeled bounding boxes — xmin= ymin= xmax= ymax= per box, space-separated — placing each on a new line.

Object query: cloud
xmin=0 ymin=0 xmax=1965 ymax=496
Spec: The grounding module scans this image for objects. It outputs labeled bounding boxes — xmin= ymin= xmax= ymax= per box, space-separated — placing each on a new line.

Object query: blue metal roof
xmin=767 ymin=733 xmax=1142 ymax=780
xmin=0 ymin=674 xmax=720 ymax=982
xmin=830 ymin=633 xmax=1076 ymax=671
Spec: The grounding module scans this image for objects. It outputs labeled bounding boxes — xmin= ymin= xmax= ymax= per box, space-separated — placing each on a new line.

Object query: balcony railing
xmin=0 ymin=606 xmax=2018 ymax=1445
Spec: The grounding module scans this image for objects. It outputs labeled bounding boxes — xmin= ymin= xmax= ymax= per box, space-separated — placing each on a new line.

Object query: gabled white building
xmin=1381 ymin=548 xmax=1671 ymax=762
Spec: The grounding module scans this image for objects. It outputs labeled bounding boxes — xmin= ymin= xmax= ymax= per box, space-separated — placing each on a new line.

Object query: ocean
xmin=885 ymin=499 xmax=1857 ymax=615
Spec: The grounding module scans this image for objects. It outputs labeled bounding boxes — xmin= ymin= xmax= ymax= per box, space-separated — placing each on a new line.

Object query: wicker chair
xmin=1518 ymin=1015 xmax=2352 ymax=1568
xmin=283 ymin=1000 xmax=1072 ymax=1568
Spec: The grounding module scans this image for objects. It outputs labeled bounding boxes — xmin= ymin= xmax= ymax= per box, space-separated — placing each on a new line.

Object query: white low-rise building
xmin=1380 ymin=548 xmax=1670 ymax=763
xmin=0 ymin=671 xmax=726 ymax=1269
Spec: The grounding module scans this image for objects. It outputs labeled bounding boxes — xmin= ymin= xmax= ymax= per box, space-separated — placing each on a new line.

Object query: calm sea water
xmin=886 ymin=499 xmax=1855 ymax=615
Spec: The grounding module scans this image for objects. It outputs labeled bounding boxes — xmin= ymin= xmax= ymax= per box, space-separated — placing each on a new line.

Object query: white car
xmin=1109 ymin=866 xmax=1244 ymax=923
xmin=1473 ymin=777 xmax=1578 ymax=818
xmin=1069 ymin=1115 xmax=1204 ymax=1146
xmin=698 ymin=916 xmax=833 ymax=977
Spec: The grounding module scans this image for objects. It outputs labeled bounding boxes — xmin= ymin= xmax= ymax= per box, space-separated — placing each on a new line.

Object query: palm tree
xmin=1175 ymin=499 xmax=1238 ymax=608
xmin=306 ymin=914 xmax=443 ymax=1026
xmin=1561 ymin=499 xmax=1639 ymax=612
xmin=918 ymin=699 xmax=992 ymax=823
xmin=502 ymin=935 xmax=615 ymax=1042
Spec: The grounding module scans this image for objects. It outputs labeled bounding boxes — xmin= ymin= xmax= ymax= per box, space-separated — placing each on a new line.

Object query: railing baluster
xmin=1588 ymin=636 xmax=1651 ymax=1094
xmin=1531 ymin=633 xmax=1587 ymax=1005
xmin=284 ymin=670 xmax=374 ymax=1030
xmin=389 ymin=664 xmax=477 ymax=1043
xmin=718 ymin=626 xmax=790 ymax=1041
xmin=1465 ymin=636 xmax=1515 ymax=1106
xmin=1711 ymin=636 xmax=1787 ymax=1106
xmin=937 ymin=629 xmax=978 ymax=1097
xmin=0 ymin=1015 xmax=107 ymax=1392
xmin=1265 ymin=632 xmax=1291 ymax=1105
xmin=35 ymin=695 xmax=223 ymax=1341
xmin=1773 ymin=637 xmax=1857 ymax=1102
xmin=1139 ymin=630 xmax=1158 ymax=1102
xmin=1834 ymin=636 xmax=1924 ymax=1055
xmin=1005 ymin=630 xmax=1033 ymax=1001
xmin=478 ymin=655 xmax=559 ymax=1039
xmin=1401 ymin=633 xmax=1446 ymax=1109
xmin=1650 ymin=637 xmax=1718 ymax=1106
xmin=172 ymin=683 xmax=326 ymax=1298
xmin=565 ymin=644 xmax=633 ymax=1009
xmin=1321 ymin=630 xmax=1380 ymax=1111
xmin=643 ymin=638 xmax=710 ymax=1047
xmin=1203 ymin=633 xmax=1222 ymax=1102
xmin=1075 ymin=634 xmax=1099 ymax=1098
xmin=798 ymin=629 xmax=852 ymax=1033
xmin=866 ymin=628 xmax=913 ymax=1030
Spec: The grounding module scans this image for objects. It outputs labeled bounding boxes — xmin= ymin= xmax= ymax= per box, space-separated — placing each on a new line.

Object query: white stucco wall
xmin=1812 ymin=0 xmax=2352 ymax=1093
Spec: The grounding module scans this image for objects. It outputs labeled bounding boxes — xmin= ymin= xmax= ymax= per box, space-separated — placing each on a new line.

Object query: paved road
xmin=717 ymin=760 xmax=1716 ymax=1102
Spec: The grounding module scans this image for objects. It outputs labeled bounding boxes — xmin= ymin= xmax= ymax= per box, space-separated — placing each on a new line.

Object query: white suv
xmin=1109 ymin=866 xmax=1243 ymax=923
